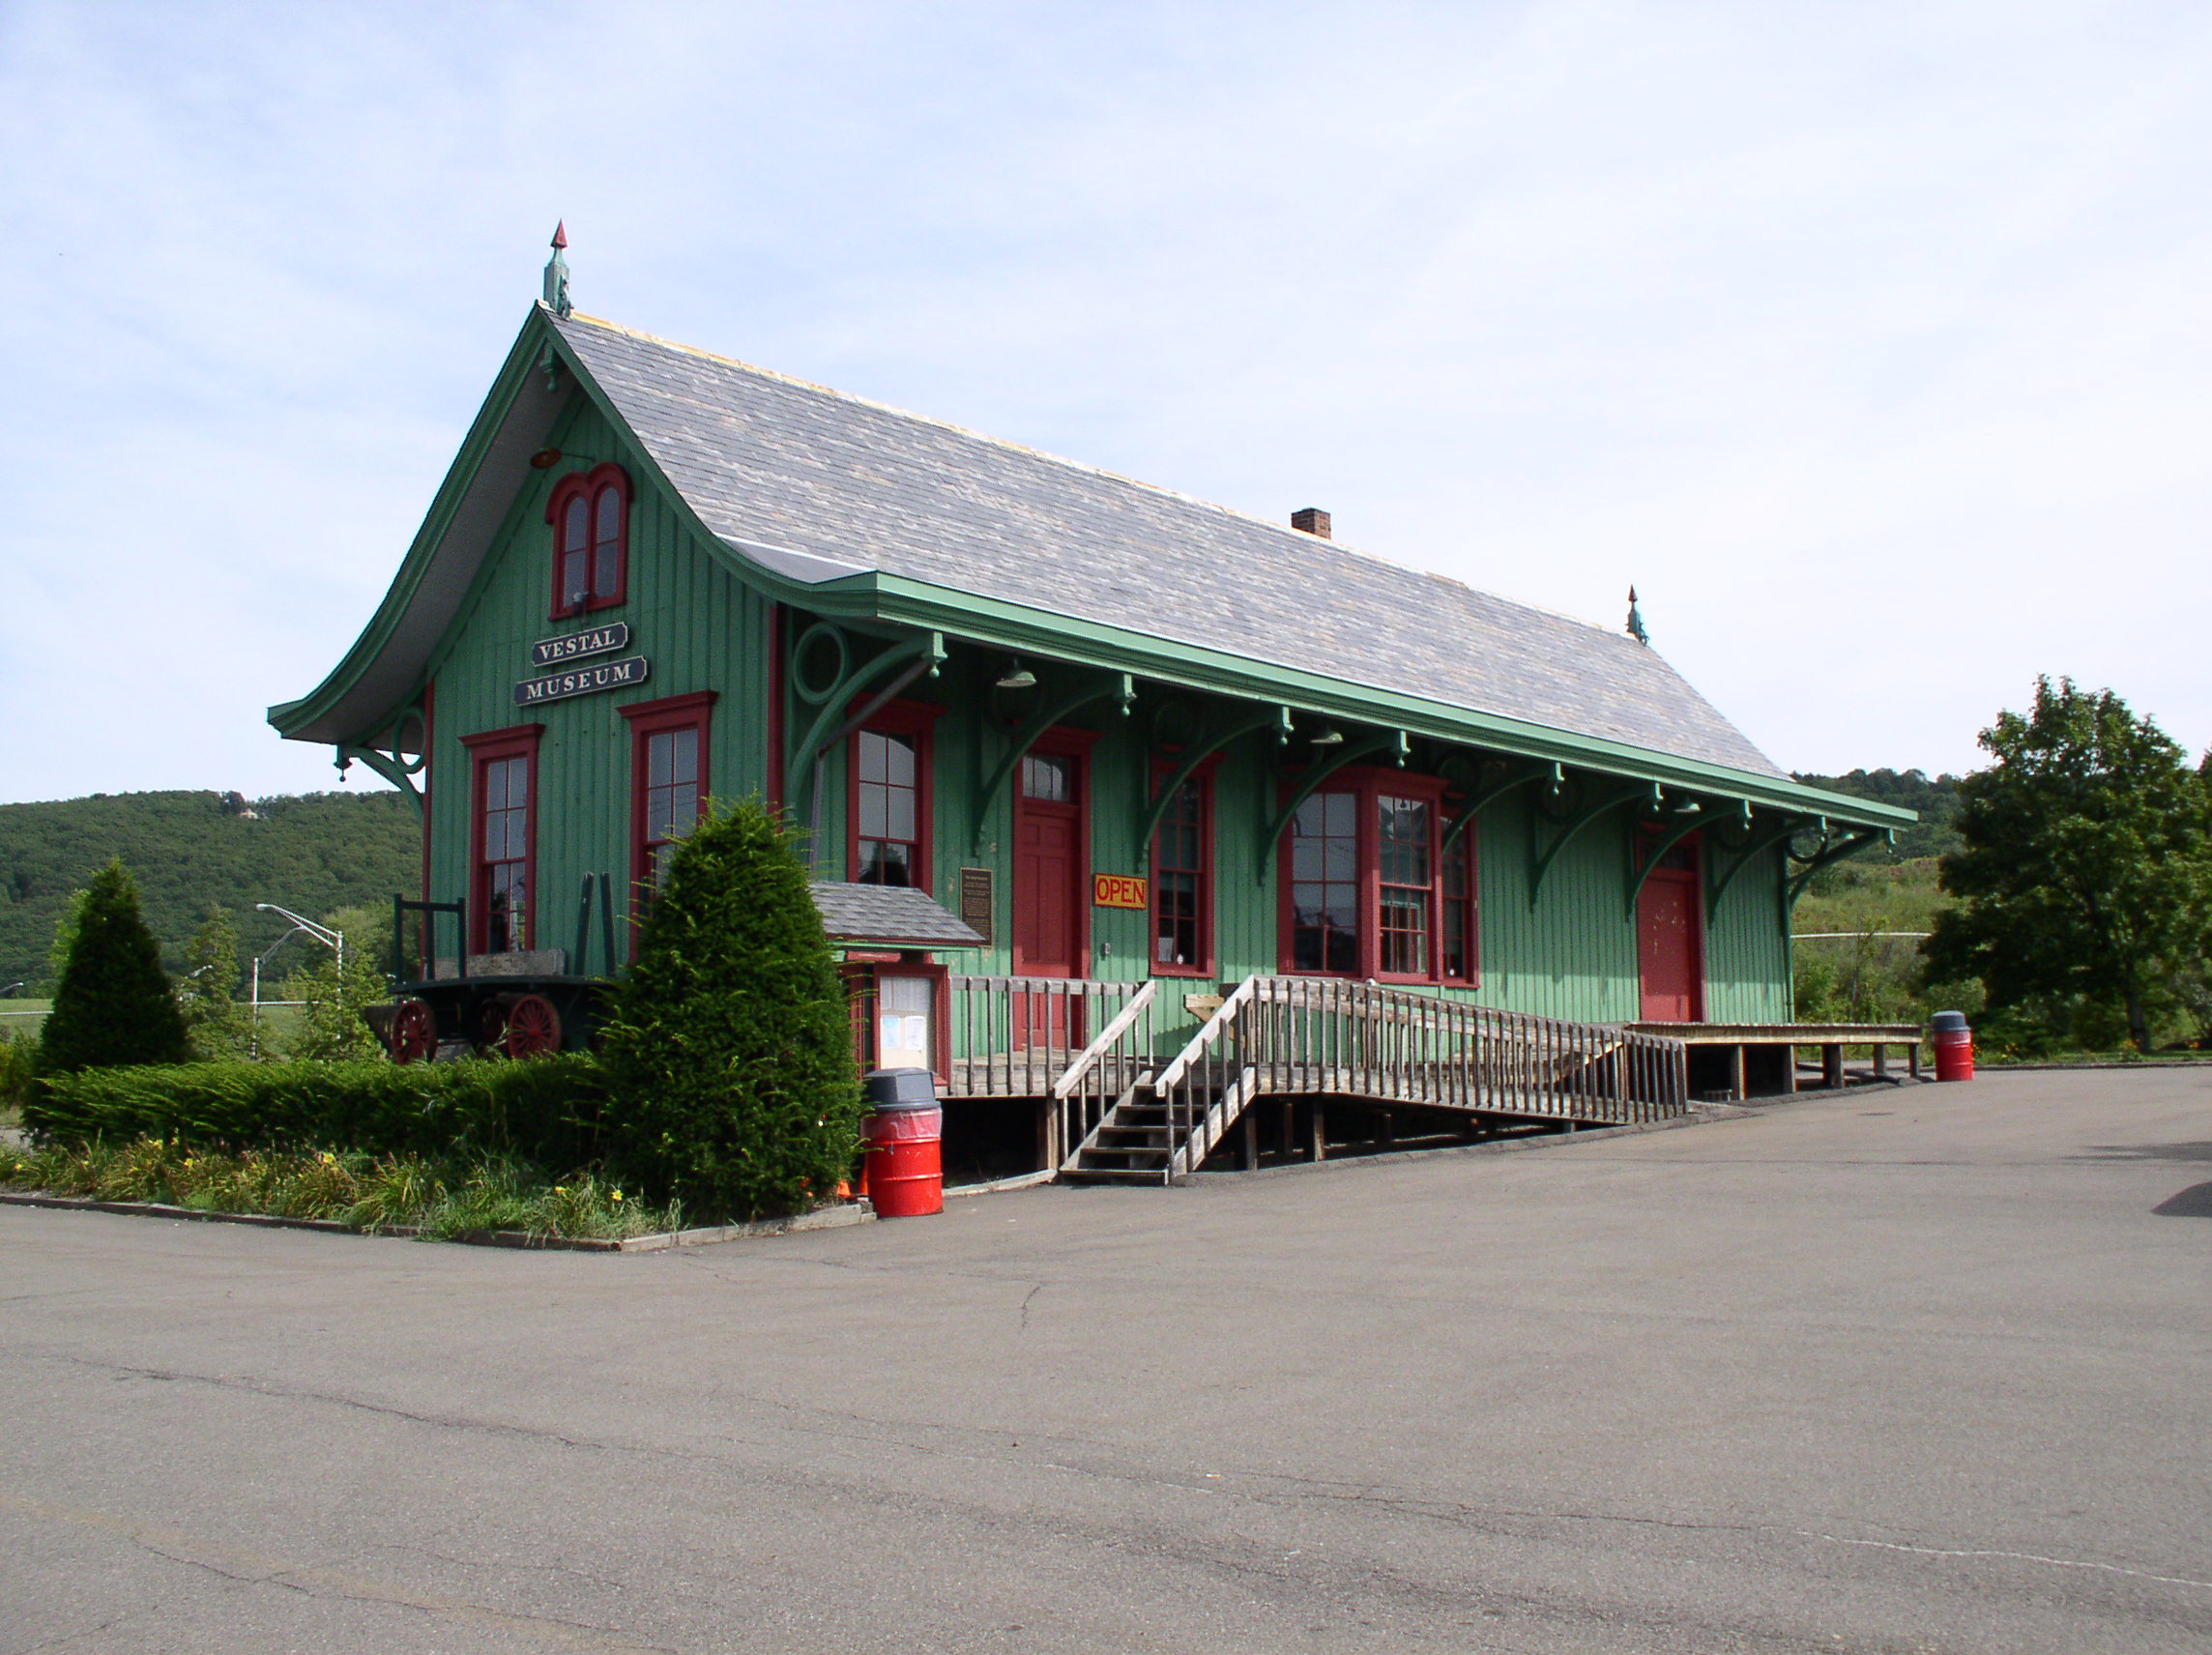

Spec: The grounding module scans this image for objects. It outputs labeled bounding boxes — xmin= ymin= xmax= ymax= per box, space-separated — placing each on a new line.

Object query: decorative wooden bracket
xmin=1624 ymin=799 xmax=1710 ymax=919
xmin=335 ymin=742 xmax=424 ymax=818
xmin=1528 ymin=779 xmax=1650 ymax=907
xmin=1785 ymin=827 xmax=1883 ymax=911
xmin=1254 ymin=729 xmax=1408 ymax=882
xmin=1135 ymin=706 xmax=1290 ymax=876
xmin=787 ymin=629 xmax=946 ymax=834
xmin=1440 ymin=761 xmax=1546 ymax=855
xmin=1705 ymin=813 xmax=1808 ymax=921
xmin=972 ymin=673 xmax=1136 ymax=857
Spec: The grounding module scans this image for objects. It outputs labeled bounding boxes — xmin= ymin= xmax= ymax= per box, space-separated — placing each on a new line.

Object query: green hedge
xmin=22 ymin=1056 xmax=609 ymax=1170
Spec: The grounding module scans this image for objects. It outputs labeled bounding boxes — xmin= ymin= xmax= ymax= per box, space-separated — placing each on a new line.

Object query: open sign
xmin=1092 ymin=874 xmax=1149 ymax=910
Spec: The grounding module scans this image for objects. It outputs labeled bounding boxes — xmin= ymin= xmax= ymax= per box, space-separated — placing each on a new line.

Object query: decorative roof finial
xmin=1626 ymin=586 xmax=1649 ymax=646
xmin=542 ymin=221 xmax=572 ymax=318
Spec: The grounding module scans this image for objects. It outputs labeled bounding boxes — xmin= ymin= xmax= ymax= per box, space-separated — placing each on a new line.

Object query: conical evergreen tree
xmin=40 ymin=858 xmax=191 ymax=1074
xmin=599 ymin=799 xmax=861 ymax=1218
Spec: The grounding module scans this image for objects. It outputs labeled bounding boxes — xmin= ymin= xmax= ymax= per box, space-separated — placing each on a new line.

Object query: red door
xmin=1012 ymin=748 xmax=1085 ymax=1050
xmin=1637 ymin=840 xmax=1703 ymax=1022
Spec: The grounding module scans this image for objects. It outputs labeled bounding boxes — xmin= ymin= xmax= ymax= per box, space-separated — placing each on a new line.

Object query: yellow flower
xmin=611 ymin=1189 xmax=623 ymax=1203
xmin=554 ymin=1185 xmax=568 ymax=1196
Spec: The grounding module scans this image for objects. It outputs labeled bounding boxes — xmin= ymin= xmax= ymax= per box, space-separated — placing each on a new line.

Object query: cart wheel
xmin=470 ymin=998 xmax=507 ymax=1055
xmin=505 ymin=994 xmax=563 ymax=1058
xmin=390 ymin=999 xmax=437 ymax=1065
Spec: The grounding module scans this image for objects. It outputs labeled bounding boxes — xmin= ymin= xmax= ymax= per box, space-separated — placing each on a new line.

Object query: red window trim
xmin=845 ymin=698 xmax=945 ymax=891
xmin=1440 ymin=820 xmax=1480 ymax=989
xmin=1148 ymin=754 xmax=1218 ymax=979
xmin=621 ymin=691 xmax=717 ymax=933
xmin=543 ymin=461 xmax=632 ymax=619
xmin=460 ymin=723 xmax=543 ymax=956
xmin=1012 ymin=726 xmax=1100 ymax=977
xmin=1275 ymin=766 xmax=1469 ymax=985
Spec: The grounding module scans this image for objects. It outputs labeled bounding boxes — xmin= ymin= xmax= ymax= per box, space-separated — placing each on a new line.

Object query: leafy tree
xmin=176 ymin=907 xmax=254 ymax=1060
xmin=599 ymin=798 xmax=862 ymax=1219
xmin=39 ymin=859 xmax=192 ymax=1074
xmin=1922 ymin=679 xmax=2212 ymax=1053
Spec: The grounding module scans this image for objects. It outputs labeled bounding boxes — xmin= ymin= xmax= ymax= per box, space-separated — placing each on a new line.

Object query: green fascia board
xmin=271 ymin=309 xmax=1915 ymax=835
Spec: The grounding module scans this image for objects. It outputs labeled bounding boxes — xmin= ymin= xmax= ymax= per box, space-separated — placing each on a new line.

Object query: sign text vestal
xmin=531 ymin=622 xmax=629 ymax=668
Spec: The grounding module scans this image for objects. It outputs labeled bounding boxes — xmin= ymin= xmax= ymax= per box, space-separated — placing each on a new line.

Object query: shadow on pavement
xmin=2151 ymin=1181 xmax=2212 ymax=1217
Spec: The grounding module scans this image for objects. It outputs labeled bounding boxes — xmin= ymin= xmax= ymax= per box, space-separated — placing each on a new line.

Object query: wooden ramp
xmin=1060 ymin=977 xmax=1691 ymax=1185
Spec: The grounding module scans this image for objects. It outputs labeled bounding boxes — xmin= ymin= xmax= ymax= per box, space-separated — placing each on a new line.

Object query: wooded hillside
xmin=1791 ymin=768 xmax=1963 ymax=859
xmin=0 ymin=791 xmax=420 ymax=991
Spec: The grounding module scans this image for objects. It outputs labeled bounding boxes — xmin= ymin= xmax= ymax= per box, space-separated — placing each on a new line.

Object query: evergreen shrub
xmin=22 ymin=1054 xmax=607 ymax=1168
xmin=40 ymin=859 xmax=190 ymax=1074
xmin=599 ymin=798 xmax=862 ymax=1219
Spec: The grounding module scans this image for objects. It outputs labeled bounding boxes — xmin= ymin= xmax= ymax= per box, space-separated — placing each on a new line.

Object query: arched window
xmin=544 ymin=463 xmax=631 ymax=617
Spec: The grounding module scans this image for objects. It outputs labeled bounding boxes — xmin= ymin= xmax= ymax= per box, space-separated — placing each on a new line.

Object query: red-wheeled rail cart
xmin=366 ymin=874 xmax=619 ymax=1063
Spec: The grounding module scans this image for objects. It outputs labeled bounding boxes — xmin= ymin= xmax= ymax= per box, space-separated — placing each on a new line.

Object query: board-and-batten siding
xmin=424 ymin=396 xmax=775 ymax=942
xmin=420 ymin=397 xmax=1792 ymax=1031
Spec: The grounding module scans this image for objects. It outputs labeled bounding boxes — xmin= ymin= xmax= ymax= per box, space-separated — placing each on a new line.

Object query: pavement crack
xmin=1797 ymin=1530 xmax=2212 ymax=1592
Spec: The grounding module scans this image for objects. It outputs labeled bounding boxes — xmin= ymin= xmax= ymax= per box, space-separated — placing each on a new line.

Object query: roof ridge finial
xmin=1626 ymin=586 xmax=1649 ymax=646
xmin=542 ymin=222 xmax=572 ymax=318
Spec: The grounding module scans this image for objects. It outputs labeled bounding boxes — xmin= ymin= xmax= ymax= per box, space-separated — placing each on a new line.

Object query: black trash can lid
xmin=862 ymin=1067 xmax=941 ymax=1109
xmin=1930 ymin=1010 xmax=1969 ymax=1033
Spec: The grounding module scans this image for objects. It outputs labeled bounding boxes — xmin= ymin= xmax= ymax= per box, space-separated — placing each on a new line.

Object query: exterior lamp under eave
xmin=995 ymin=660 xmax=1037 ymax=690
xmin=1308 ymin=728 xmax=1346 ymax=746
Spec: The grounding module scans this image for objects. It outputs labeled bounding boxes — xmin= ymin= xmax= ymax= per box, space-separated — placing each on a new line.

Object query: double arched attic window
xmin=545 ymin=463 xmax=631 ymax=617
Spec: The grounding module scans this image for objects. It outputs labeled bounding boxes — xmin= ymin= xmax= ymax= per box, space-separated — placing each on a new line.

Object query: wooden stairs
xmin=1061 ymin=1069 xmax=1262 ymax=1184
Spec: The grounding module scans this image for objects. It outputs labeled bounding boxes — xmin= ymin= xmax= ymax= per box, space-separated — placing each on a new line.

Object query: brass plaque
xmin=958 ymin=867 xmax=994 ymax=945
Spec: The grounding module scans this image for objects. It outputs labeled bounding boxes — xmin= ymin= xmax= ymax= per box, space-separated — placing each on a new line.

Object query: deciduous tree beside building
xmin=1924 ymin=678 xmax=2212 ymax=1053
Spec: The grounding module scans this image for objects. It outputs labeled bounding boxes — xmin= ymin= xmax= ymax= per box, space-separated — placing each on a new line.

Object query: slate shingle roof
xmin=810 ymin=882 xmax=986 ymax=949
xmin=555 ymin=313 xmax=1785 ymax=779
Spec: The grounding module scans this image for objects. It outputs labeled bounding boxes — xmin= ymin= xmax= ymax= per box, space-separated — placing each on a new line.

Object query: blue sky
xmin=4 ymin=0 xmax=2209 ymax=802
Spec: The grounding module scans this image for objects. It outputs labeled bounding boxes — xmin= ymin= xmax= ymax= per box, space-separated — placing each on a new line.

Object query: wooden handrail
xmin=1155 ymin=974 xmax=1261 ymax=1090
xmin=1052 ymin=980 xmax=1160 ymax=1098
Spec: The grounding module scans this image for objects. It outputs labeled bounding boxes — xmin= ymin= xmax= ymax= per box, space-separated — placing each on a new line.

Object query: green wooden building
xmin=272 ymin=254 xmax=1909 ymax=1177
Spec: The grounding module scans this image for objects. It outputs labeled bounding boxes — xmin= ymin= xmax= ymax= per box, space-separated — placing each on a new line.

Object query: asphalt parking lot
xmin=4 ymin=1068 xmax=2210 ymax=1654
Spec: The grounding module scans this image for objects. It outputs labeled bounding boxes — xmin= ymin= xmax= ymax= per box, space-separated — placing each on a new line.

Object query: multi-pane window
xmin=1441 ymin=835 xmax=1476 ymax=982
xmin=547 ymin=465 xmax=628 ymax=616
xmin=623 ymin=693 xmax=715 ymax=939
xmin=1377 ymin=795 xmax=1432 ymax=975
xmin=481 ymin=754 xmax=529 ymax=952
xmin=1022 ymin=752 xmax=1073 ymax=802
xmin=641 ymin=726 xmax=700 ymax=886
xmin=1280 ymin=773 xmax=1473 ymax=983
xmin=857 ymin=729 xmax=920 ymax=886
xmin=1290 ymin=790 xmax=1360 ymax=973
xmin=1152 ymin=777 xmax=1206 ymax=971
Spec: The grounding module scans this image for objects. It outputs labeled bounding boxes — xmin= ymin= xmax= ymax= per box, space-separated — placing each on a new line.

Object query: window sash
xmin=1151 ymin=775 xmax=1207 ymax=972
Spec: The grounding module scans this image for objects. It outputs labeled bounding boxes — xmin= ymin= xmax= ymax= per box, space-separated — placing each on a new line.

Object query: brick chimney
xmin=1291 ymin=507 xmax=1331 ymax=539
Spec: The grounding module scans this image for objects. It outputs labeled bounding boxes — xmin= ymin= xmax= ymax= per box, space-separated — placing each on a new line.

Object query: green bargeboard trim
xmin=271 ymin=307 xmax=1914 ymax=839
xmin=268 ymin=311 xmax=558 ymax=738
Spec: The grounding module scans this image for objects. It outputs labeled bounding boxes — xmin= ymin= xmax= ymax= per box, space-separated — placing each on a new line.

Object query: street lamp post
xmin=249 ymin=905 xmax=344 ymax=1060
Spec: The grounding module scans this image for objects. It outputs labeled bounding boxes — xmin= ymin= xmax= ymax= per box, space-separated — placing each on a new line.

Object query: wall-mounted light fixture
xmin=1308 ymin=728 xmax=1346 ymax=746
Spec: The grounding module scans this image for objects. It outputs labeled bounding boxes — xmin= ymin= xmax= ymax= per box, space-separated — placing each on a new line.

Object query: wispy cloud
xmin=4 ymin=0 xmax=2208 ymax=800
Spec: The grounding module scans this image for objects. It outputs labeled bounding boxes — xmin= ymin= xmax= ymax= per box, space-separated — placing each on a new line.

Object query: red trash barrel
xmin=862 ymin=1068 xmax=944 ymax=1218
xmin=1931 ymin=1011 xmax=1974 ymax=1082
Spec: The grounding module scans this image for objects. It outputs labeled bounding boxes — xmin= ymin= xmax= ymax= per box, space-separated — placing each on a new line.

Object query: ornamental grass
xmin=0 ymin=1136 xmax=673 ymax=1241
